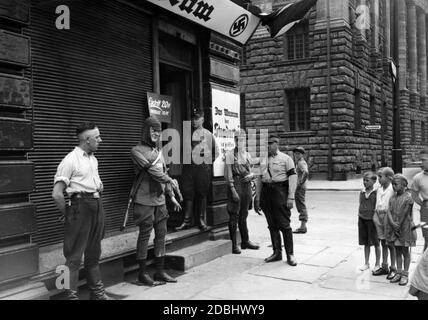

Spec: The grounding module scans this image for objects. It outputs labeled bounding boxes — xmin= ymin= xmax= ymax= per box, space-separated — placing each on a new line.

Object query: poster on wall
xmin=147 ymin=92 xmax=172 ymax=123
xmin=212 ymin=88 xmax=240 ymax=177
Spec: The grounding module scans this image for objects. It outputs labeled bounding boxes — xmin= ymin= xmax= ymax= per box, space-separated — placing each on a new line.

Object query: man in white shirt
xmin=52 ymin=122 xmax=110 ymax=300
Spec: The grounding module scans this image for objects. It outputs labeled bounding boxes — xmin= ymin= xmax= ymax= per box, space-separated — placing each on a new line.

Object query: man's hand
xmin=231 ymin=188 xmax=240 ymax=202
xmin=171 ymin=179 xmax=183 ymax=202
xmin=171 ymin=196 xmax=182 ymax=212
xmin=254 ymin=198 xmax=262 ymax=215
xmin=287 ymin=198 xmax=294 ymax=210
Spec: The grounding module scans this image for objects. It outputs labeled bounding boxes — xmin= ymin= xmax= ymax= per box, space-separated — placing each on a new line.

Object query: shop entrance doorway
xmin=159 ymin=63 xmax=192 ymax=178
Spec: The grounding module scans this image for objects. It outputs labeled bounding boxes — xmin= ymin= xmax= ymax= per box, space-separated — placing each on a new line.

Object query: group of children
xmin=358 ymin=151 xmax=428 ymax=299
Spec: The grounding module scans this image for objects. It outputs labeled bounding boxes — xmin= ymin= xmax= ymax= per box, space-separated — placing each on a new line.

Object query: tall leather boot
xmin=282 ymin=228 xmax=297 ymax=266
xmin=153 ymin=256 xmax=177 ymax=283
xmin=196 ymin=197 xmax=208 ymax=231
xmin=137 ymin=259 xmax=165 ymax=287
xmin=264 ymin=229 xmax=282 ymax=263
xmin=240 ymin=219 xmax=259 ymax=250
xmin=64 ymin=267 xmax=80 ymax=300
xmin=176 ymin=200 xmax=193 ymax=231
xmin=86 ymin=266 xmax=113 ymax=300
xmin=228 ymin=216 xmax=241 ymax=254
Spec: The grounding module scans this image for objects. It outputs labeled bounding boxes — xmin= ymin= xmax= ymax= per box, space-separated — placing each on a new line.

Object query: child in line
xmin=358 ymin=172 xmax=380 ymax=271
xmin=385 ymin=174 xmax=416 ymax=286
xmin=409 ymin=148 xmax=428 ymax=252
xmin=372 ymin=167 xmax=396 ymax=277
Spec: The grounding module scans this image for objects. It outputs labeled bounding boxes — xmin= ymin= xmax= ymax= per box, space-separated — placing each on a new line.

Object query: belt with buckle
xmin=71 ymin=192 xmax=100 ymax=199
xmin=263 ymin=181 xmax=287 ymax=186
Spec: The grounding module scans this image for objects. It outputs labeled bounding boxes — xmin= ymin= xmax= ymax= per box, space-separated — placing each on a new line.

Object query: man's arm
xmin=286 ymin=156 xmax=297 ymax=198
xmin=288 ymin=174 xmax=297 ymax=199
xmin=131 ymin=147 xmax=173 ymax=184
xmin=410 ymin=190 xmax=423 ymax=207
xmin=52 ymin=181 xmax=67 ymax=218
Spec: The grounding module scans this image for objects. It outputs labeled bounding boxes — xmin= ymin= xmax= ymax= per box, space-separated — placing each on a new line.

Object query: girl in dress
xmin=385 ymin=174 xmax=416 ymax=286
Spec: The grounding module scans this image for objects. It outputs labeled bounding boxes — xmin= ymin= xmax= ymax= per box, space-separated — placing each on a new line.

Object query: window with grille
xmin=284 ymin=21 xmax=309 ymax=60
xmin=286 ymin=88 xmax=310 ymax=131
xmin=354 ymin=90 xmax=362 ymax=131
xmin=422 ymin=121 xmax=426 ymax=143
xmin=411 ymin=120 xmax=416 ymax=143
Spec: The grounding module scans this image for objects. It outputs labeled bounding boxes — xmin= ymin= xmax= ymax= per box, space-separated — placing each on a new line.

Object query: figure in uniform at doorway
xmin=254 ymin=135 xmax=298 ymax=266
xmin=224 ymin=130 xmax=260 ymax=254
xmin=52 ymin=122 xmax=111 ymax=300
xmin=130 ymin=117 xmax=182 ymax=286
xmin=176 ymin=109 xmax=220 ymax=231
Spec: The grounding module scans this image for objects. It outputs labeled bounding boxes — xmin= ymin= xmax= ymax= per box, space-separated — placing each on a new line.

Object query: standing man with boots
xmin=131 ymin=117 xmax=182 ymax=286
xmin=293 ymin=147 xmax=309 ymax=234
xmin=52 ymin=122 xmax=111 ymax=300
xmin=176 ymin=109 xmax=219 ymax=231
xmin=254 ymin=135 xmax=298 ymax=266
xmin=224 ymin=130 xmax=260 ymax=254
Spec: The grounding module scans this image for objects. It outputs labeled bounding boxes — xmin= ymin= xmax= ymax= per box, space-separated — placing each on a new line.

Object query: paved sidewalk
xmin=106 ymin=191 xmax=424 ymax=300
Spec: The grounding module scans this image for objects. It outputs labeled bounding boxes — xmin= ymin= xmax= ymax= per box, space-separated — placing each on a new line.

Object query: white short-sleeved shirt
xmin=260 ymin=151 xmax=296 ymax=183
xmin=54 ymin=146 xmax=103 ymax=195
xmin=375 ymin=183 xmax=394 ymax=212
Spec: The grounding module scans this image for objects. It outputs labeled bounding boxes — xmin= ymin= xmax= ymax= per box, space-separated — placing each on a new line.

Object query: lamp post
xmin=391 ymin=0 xmax=402 ymax=174
xmin=327 ymin=0 xmax=333 ymax=180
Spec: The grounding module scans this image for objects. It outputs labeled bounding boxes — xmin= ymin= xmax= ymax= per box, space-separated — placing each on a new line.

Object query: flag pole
xmin=327 ymin=0 xmax=333 ymax=180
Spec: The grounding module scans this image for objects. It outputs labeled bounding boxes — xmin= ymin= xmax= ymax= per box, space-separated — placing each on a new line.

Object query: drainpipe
xmin=327 ymin=0 xmax=333 ymax=180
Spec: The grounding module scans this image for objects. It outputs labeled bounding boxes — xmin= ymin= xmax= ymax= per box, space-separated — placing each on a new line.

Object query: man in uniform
xmin=254 ymin=135 xmax=298 ymax=266
xmin=130 ymin=117 xmax=182 ymax=286
xmin=176 ymin=109 xmax=220 ymax=231
xmin=52 ymin=122 xmax=111 ymax=300
xmin=293 ymin=147 xmax=309 ymax=234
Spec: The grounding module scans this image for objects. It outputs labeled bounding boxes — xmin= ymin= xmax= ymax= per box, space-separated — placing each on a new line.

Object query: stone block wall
xmin=241 ymin=0 xmax=394 ymax=179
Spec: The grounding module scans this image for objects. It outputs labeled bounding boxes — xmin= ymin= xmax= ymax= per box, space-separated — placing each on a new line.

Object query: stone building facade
xmin=241 ymin=0 xmax=428 ymax=179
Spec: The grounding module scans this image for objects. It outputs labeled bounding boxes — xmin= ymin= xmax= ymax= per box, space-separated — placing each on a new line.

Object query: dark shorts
xmin=358 ymin=217 xmax=379 ymax=247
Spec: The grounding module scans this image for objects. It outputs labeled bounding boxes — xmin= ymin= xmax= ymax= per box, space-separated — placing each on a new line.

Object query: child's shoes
xmin=399 ymin=275 xmax=408 ymax=286
xmin=390 ymin=273 xmax=401 ymax=283
xmin=372 ymin=266 xmax=388 ymax=276
xmin=359 ymin=264 xmax=370 ymax=271
xmin=386 ymin=268 xmax=397 ymax=280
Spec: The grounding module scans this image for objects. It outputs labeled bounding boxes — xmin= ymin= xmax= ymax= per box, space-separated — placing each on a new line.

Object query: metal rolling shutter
xmin=26 ymin=0 xmax=152 ymax=247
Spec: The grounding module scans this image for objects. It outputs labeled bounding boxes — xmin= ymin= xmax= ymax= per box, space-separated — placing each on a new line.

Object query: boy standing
xmin=358 ymin=172 xmax=380 ymax=271
xmin=293 ymin=147 xmax=309 ymax=234
xmin=372 ymin=167 xmax=396 ymax=277
xmin=409 ymin=148 xmax=428 ymax=252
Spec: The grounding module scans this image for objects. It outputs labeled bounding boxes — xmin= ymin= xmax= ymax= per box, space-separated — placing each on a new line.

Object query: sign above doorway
xmin=146 ymin=0 xmax=261 ymax=45
xmin=147 ymin=92 xmax=172 ymax=123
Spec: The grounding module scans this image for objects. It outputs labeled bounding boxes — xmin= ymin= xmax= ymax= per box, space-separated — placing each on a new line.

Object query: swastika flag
xmin=259 ymin=0 xmax=317 ymax=38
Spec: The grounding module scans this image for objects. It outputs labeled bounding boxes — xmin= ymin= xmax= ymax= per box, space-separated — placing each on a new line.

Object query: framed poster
xmin=211 ymin=88 xmax=240 ymax=177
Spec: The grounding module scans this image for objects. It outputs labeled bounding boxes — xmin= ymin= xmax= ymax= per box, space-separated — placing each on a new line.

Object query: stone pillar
xmin=426 ymin=14 xmax=428 ymax=96
xmin=417 ymin=8 xmax=427 ymax=99
xmin=398 ymin=0 xmax=407 ymax=90
xmin=407 ymin=0 xmax=417 ymax=93
xmin=371 ymin=0 xmax=380 ymax=50
xmin=384 ymin=0 xmax=391 ymax=58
